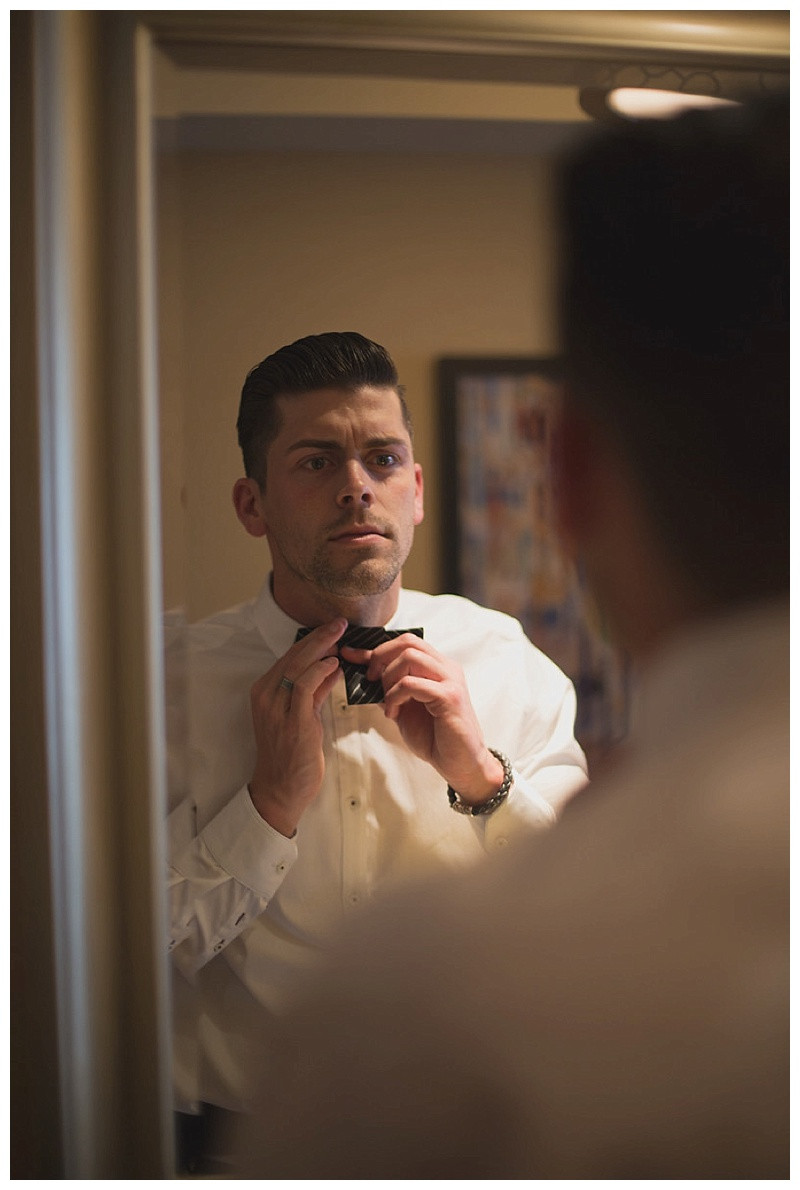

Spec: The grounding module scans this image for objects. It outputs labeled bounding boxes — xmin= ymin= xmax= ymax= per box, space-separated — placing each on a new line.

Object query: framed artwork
xmin=438 ymin=357 xmax=631 ymax=761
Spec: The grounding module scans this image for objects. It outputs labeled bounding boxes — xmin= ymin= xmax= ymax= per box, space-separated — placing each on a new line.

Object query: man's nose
xmin=337 ymin=460 xmax=374 ymax=507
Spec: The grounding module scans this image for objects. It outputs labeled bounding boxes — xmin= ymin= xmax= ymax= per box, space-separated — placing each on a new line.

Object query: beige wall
xmin=158 ymin=147 xmax=559 ymax=621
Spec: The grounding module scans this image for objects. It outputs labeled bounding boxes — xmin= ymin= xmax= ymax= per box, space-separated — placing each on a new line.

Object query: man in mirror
xmin=238 ymin=97 xmax=789 ymax=1179
xmin=166 ymin=331 xmax=588 ymax=1170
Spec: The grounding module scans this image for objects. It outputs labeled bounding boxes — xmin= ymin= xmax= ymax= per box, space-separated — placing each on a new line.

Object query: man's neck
xmin=270 ymin=574 xmax=402 ymax=628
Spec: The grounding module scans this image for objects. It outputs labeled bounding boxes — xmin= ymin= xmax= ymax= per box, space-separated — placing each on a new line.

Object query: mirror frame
xmin=19 ymin=9 xmax=788 ymax=1178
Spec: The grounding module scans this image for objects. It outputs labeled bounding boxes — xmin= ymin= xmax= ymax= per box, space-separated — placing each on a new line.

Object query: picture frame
xmin=438 ymin=356 xmax=631 ymax=761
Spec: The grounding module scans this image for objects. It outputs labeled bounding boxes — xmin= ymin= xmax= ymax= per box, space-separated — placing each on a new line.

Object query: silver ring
xmin=279 ymin=676 xmax=295 ymax=691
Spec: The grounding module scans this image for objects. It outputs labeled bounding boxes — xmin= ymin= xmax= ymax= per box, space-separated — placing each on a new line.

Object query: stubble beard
xmin=306 ymin=539 xmax=406 ymax=598
xmin=271 ymin=526 xmax=411 ymax=601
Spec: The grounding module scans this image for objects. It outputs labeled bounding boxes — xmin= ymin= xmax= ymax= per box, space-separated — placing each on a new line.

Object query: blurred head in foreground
xmin=554 ymin=95 xmax=788 ymax=659
xmin=237 ymin=95 xmax=789 ymax=1181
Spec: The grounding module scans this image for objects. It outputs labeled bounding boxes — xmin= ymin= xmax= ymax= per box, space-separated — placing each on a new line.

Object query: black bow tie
xmin=295 ymin=624 xmax=424 ymax=704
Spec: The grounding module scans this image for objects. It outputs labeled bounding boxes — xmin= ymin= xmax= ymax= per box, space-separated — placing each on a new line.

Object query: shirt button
xmin=349 ymin=893 xmax=360 ymax=905
xmin=495 ymin=836 xmax=509 ymax=848
xmin=348 ymin=797 xmax=360 ymax=809
xmin=213 ymin=940 xmax=225 ymax=952
xmin=276 ymin=862 xmax=286 ymax=873
xmin=339 ymin=702 xmax=349 ymax=712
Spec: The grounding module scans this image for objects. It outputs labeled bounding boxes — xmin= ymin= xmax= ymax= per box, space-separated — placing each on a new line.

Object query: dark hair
xmin=237 ymin=332 xmax=411 ymax=486
xmin=557 ymin=96 xmax=788 ymax=606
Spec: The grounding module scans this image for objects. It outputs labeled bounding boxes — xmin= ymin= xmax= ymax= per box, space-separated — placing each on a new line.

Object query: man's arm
xmin=480 ymin=661 xmax=587 ymax=845
xmin=341 ymin=630 xmax=587 ymax=845
xmin=167 ymin=789 xmax=296 ymax=975
xmin=247 ymin=619 xmax=344 ymax=835
xmin=343 ymin=633 xmax=506 ymax=806
xmin=167 ymin=620 xmax=346 ymax=975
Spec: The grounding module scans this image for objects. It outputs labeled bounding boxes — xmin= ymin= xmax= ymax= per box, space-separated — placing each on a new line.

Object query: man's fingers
xmin=376 ymin=649 xmax=448 ymax=693
xmin=253 ymin=653 xmax=341 ymax=718
xmin=289 ymin=617 xmax=348 ymax=666
xmin=340 ymin=633 xmax=435 ymax=667
xmin=282 ymin=654 xmax=341 ymax=705
xmin=269 ymin=619 xmax=346 ymax=692
xmin=311 ymin=658 xmax=344 ymax=711
xmin=382 ymin=675 xmax=450 ymax=719
xmin=295 ymin=654 xmax=341 ymax=693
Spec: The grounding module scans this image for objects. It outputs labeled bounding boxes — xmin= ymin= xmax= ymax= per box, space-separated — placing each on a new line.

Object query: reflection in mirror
xmin=152 ymin=17 xmax=788 ymax=1175
xmin=156 ymin=53 xmax=594 ymax=1170
xmin=154 ymin=55 xmax=592 ymax=621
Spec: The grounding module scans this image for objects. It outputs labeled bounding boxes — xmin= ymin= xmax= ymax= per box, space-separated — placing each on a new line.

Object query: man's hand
xmin=340 ymin=635 xmax=504 ymax=806
xmin=248 ymin=619 xmax=346 ymax=837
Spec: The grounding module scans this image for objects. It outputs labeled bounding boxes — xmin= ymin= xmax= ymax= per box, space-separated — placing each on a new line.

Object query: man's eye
xmin=373 ymin=454 xmax=398 ymax=468
xmin=304 ymin=456 xmax=329 ymax=471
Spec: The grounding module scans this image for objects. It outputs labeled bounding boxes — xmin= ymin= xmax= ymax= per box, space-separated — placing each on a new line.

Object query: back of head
xmin=237 ymin=331 xmax=405 ymax=487
xmin=558 ymin=96 xmax=788 ymax=609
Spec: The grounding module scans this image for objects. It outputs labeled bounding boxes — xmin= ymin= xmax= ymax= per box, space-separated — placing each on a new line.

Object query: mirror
xmin=149 ymin=10 xmax=788 ymax=1173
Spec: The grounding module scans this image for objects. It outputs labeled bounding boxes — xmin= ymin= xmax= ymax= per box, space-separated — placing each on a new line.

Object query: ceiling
xmin=150 ymin=10 xmax=789 ymax=156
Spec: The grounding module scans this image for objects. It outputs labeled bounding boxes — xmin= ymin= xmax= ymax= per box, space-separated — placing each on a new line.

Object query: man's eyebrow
xmin=363 ymin=437 xmax=409 ymax=450
xmin=285 ymin=436 xmax=409 ymax=454
xmin=285 ymin=438 xmax=341 ymax=454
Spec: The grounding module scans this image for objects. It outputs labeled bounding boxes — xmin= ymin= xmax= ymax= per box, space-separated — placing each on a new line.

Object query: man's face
xmin=254 ymin=385 xmax=424 ymax=615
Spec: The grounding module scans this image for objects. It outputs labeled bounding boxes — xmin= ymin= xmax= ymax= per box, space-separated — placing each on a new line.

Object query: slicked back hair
xmin=236 ymin=332 xmax=412 ymax=488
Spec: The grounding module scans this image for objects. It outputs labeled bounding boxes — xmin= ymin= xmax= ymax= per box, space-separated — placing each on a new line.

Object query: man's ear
xmin=233 ymin=478 xmax=268 ymax=539
xmin=413 ymin=463 xmax=424 ymax=527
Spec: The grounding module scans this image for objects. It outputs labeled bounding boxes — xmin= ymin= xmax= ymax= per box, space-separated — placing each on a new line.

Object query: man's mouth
xmin=330 ymin=524 xmax=388 ymax=542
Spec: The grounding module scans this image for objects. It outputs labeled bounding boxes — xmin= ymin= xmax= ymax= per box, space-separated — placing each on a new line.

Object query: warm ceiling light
xmin=606 ymin=88 xmax=740 ymax=119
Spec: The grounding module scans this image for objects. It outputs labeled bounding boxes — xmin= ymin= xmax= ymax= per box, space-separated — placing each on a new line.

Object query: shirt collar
xmin=250 ymin=573 xmax=413 ymax=654
xmin=251 ymin=575 xmax=306 ymax=657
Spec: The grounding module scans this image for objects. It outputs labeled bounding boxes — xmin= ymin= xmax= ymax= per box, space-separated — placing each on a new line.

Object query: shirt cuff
xmin=201 ymin=784 xmax=299 ymax=901
xmin=480 ymin=765 xmax=587 ymax=852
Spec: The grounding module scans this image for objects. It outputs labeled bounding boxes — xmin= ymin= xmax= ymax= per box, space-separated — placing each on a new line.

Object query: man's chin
xmin=315 ymin=558 xmax=401 ymax=599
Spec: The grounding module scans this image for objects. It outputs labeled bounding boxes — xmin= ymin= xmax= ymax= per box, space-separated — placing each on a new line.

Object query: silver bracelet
xmin=447 ymin=749 xmax=514 ymax=816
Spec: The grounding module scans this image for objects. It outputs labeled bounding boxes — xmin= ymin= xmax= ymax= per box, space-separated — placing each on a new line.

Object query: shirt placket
xmin=330 ymin=686 xmax=372 ymax=913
